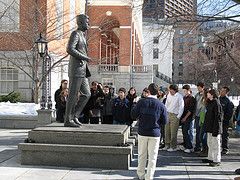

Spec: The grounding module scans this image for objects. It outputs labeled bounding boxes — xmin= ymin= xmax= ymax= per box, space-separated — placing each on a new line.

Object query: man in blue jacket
xmin=131 ymin=83 xmax=168 ymax=180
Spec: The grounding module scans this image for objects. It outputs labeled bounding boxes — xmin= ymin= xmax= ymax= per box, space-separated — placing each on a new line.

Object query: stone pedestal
xmin=18 ymin=123 xmax=133 ymax=170
xmin=37 ymin=109 xmax=53 ymax=126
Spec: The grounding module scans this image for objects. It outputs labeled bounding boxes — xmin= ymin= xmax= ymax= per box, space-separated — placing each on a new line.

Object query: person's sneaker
xmin=184 ymin=149 xmax=193 ymax=153
xmin=162 ymin=146 xmax=169 ymax=150
xmin=199 ymin=149 xmax=208 ymax=157
xmin=235 ymin=168 xmax=240 ymax=175
xmin=159 ymin=143 xmax=165 ymax=149
xmin=202 ymin=159 xmax=213 ymax=163
xmin=194 ymin=148 xmax=201 ymax=153
xmin=209 ymin=162 xmax=221 ymax=167
xmin=167 ymin=148 xmax=177 ymax=152
xmin=221 ymin=149 xmax=229 ymax=155
xmin=179 ymin=145 xmax=185 ymax=151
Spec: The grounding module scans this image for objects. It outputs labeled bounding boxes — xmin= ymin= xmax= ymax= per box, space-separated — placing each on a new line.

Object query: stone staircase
xmin=18 ymin=123 xmax=134 ymax=170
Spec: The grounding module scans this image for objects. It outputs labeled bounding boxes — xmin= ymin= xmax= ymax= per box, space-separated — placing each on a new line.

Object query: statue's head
xmin=76 ymin=14 xmax=89 ymax=32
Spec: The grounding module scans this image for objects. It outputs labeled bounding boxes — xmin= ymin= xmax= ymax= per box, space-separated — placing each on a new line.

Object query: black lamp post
xmin=35 ymin=33 xmax=52 ymax=109
xmin=35 ymin=33 xmax=48 ymax=57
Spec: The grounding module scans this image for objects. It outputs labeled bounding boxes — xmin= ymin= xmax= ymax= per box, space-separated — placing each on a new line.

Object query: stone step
xmin=19 ymin=143 xmax=132 ymax=170
xmin=28 ymin=123 xmax=130 ymax=146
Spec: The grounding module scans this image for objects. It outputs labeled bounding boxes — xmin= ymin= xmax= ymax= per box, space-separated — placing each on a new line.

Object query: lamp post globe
xmin=35 ymin=33 xmax=48 ymax=57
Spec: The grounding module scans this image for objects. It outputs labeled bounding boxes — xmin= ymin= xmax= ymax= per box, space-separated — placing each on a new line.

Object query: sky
xmin=197 ymin=0 xmax=240 ymax=22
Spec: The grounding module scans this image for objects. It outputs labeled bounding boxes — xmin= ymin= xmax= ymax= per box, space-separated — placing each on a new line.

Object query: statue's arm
xmin=67 ymin=31 xmax=91 ymax=62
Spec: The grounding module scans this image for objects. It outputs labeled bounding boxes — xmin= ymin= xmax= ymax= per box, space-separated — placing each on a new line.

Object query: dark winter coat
xmin=102 ymin=93 xmax=117 ymax=116
xmin=205 ymin=98 xmax=223 ymax=137
xmin=54 ymin=86 xmax=62 ymax=109
xmin=112 ymin=97 xmax=131 ymax=124
xmin=219 ymin=96 xmax=234 ymax=125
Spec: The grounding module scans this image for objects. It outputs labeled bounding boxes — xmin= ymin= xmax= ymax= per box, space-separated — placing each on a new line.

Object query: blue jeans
xmin=200 ymin=123 xmax=207 ymax=149
xmin=194 ymin=116 xmax=201 ymax=150
xmin=222 ymin=121 xmax=229 ymax=150
xmin=189 ymin=120 xmax=194 ymax=145
xmin=182 ymin=120 xmax=193 ymax=149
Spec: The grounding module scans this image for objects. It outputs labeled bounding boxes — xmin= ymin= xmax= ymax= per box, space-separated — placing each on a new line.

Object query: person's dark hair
xmin=127 ymin=87 xmax=137 ymax=98
xmin=61 ymin=79 xmax=68 ymax=84
xmin=222 ymin=86 xmax=230 ymax=93
xmin=208 ymin=89 xmax=219 ymax=99
xmin=169 ymin=84 xmax=178 ymax=92
xmin=91 ymin=81 xmax=98 ymax=86
xmin=197 ymin=82 xmax=204 ymax=88
xmin=104 ymin=85 xmax=109 ymax=89
xmin=182 ymin=84 xmax=191 ymax=90
xmin=148 ymin=83 xmax=159 ymax=95
xmin=118 ymin=87 xmax=126 ymax=94
xmin=142 ymin=87 xmax=149 ymax=93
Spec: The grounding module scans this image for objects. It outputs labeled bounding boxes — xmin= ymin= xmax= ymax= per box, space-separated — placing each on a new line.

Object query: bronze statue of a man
xmin=64 ymin=14 xmax=91 ymax=127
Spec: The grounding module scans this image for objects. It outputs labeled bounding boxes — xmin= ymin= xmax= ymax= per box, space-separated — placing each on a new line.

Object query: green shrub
xmin=0 ymin=91 xmax=21 ymax=103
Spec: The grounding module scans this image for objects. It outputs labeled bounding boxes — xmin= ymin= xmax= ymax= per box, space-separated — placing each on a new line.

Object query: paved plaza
xmin=0 ymin=128 xmax=239 ymax=180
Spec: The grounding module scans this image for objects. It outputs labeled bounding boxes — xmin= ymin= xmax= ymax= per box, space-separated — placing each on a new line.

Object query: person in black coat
xmin=202 ymin=89 xmax=223 ymax=167
xmin=54 ymin=79 xmax=68 ymax=122
xmin=84 ymin=81 xmax=104 ymax=124
xmin=101 ymin=85 xmax=117 ymax=124
xmin=56 ymin=88 xmax=68 ymax=122
xmin=126 ymin=87 xmax=138 ymax=126
xmin=219 ymin=86 xmax=234 ymax=154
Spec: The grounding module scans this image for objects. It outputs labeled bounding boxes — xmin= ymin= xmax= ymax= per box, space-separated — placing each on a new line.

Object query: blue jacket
xmin=112 ymin=97 xmax=131 ymax=123
xmin=131 ymin=97 xmax=168 ymax=137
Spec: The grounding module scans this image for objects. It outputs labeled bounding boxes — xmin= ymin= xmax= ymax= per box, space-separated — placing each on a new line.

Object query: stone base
xmin=37 ymin=109 xmax=53 ymax=126
xmin=28 ymin=123 xmax=130 ymax=146
xmin=19 ymin=143 xmax=132 ymax=170
xmin=18 ymin=123 xmax=134 ymax=170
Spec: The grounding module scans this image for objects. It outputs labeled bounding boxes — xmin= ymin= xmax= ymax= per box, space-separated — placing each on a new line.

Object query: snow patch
xmin=0 ymin=102 xmax=39 ymax=116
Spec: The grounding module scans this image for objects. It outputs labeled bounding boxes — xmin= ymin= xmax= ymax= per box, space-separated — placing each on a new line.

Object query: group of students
xmin=161 ymin=83 xmax=236 ymax=166
xmin=133 ymin=82 xmax=239 ymax=180
xmin=54 ymin=79 xmax=142 ymax=126
xmin=54 ymin=80 xmax=239 ymax=180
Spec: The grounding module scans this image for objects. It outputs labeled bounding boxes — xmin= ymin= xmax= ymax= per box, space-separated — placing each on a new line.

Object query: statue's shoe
xmin=64 ymin=120 xmax=80 ymax=127
xmin=73 ymin=118 xmax=83 ymax=126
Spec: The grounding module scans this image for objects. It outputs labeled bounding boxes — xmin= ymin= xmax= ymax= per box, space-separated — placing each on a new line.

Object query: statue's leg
xmin=74 ymin=77 xmax=91 ymax=118
xmin=64 ymin=77 xmax=81 ymax=127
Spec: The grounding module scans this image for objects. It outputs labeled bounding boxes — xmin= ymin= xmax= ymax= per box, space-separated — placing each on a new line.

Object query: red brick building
xmin=0 ymin=0 xmax=145 ymax=101
xmin=86 ymin=0 xmax=145 ymax=90
xmin=0 ymin=0 xmax=86 ymax=101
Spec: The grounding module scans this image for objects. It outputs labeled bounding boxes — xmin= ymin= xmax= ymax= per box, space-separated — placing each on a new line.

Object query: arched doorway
xmin=99 ymin=17 xmax=120 ymax=65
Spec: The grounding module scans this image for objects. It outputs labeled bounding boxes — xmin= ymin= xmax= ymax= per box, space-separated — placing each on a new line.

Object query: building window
xmin=0 ymin=0 xmax=20 ymax=32
xmin=179 ymin=45 xmax=184 ymax=51
xmin=179 ymin=37 xmax=184 ymax=43
xmin=55 ymin=0 xmax=64 ymax=39
xmin=69 ymin=0 xmax=76 ymax=31
xmin=153 ymin=37 xmax=159 ymax=44
xmin=153 ymin=48 xmax=159 ymax=59
xmin=0 ymin=67 xmax=18 ymax=95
